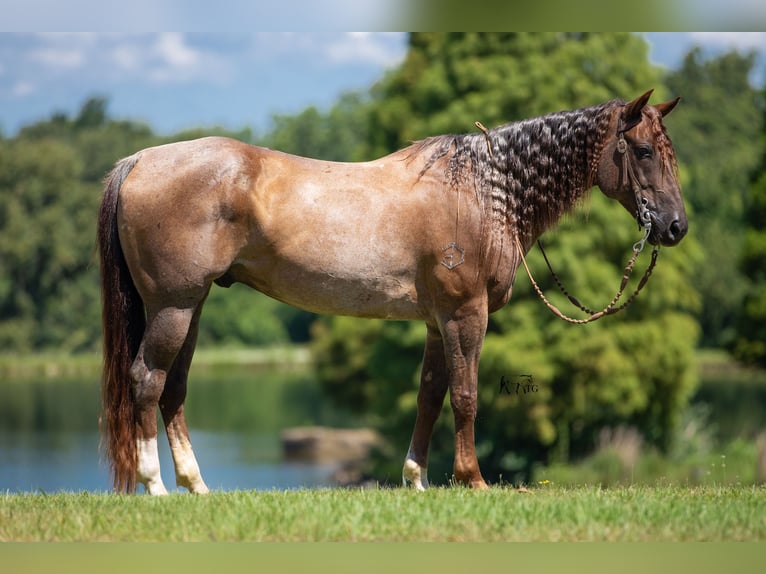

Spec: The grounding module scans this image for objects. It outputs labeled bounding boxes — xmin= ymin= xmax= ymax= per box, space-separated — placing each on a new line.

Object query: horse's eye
xmin=636 ymin=145 xmax=653 ymax=160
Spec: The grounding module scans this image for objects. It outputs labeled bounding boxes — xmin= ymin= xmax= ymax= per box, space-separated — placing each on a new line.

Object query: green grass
xmin=2 ymin=485 xmax=765 ymax=541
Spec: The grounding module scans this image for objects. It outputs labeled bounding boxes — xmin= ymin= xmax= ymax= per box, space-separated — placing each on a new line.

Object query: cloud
xmin=26 ymin=33 xmax=96 ymax=71
xmin=1 ymin=32 xmax=403 ymax=100
xmin=29 ymin=48 xmax=85 ymax=69
xmin=102 ymin=33 xmax=232 ymax=85
xmin=324 ymin=33 xmax=406 ymax=67
xmin=155 ymin=32 xmax=200 ymax=69
xmin=11 ymin=81 xmax=35 ymax=97
xmin=247 ymin=32 xmax=406 ymax=70
xmin=144 ymin=33 xmax=208 ymax=83
xmin=20 ymin=33 xmax=230 ymax=84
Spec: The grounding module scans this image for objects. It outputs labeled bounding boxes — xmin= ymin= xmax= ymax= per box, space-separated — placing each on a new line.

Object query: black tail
xmin=97 ymin=154 xmax=144 ymax=493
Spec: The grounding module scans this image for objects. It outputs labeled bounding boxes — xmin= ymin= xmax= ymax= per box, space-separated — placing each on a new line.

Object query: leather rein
xmin=515 ymin=118 xmax=660 ymax=325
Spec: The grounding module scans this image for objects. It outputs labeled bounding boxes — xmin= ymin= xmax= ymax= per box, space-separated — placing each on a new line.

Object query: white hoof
xmin=144 ymin=479 xmax=169 ymax=496
xmin=403 ymin=457 xmax=429 ymax=491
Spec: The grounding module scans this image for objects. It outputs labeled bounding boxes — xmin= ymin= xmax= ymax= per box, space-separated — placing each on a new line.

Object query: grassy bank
xmin=2 ymin=485 xmax=764 ymax=541
xmin=0 ymin=345 xmax=311 ymax=380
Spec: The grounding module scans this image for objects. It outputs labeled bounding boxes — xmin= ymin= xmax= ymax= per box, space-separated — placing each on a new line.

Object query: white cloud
xmin=29 ymin=48 xmax=85 ymax=69
xmin=101 ymin=33 xmax=231 ymax=85
xmin=154 ymin=32 xmax=199 ymax=69
xmin=251 ymin=32 xmax=406 ymax=68
xmin=26 ymin=33 xmax=98 ymax=71
xmin=324 ymin=32 xmax=406 ymax=67
xmin=110 ymin=42 xmax=142 ymax=73
xmin=12 ymin=81 xmax=35 ymax=97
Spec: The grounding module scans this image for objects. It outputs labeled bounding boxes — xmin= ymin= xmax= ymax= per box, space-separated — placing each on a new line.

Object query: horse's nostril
xmin=669 ymin=219 xmax=687 ymax=240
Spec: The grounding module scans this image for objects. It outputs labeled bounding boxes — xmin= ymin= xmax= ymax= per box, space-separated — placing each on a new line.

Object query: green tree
xmin=664 ymin=48 xmax=763 ymax=348
xmin=734 ymin=86 xmax=766 ymax=366
xmin=0 ymin=138 xmax=98 ymax=350
xmin=263 ymin=92 xmax=373 ymax=162
xmin=312 ymin=32 xmax=703 ymax=483
xmin=0 ymin=99 xmax=162 ymax=351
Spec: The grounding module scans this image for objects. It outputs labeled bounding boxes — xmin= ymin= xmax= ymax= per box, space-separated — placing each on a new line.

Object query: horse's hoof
xmin=402 ymin=457 xmax=429 ymax=491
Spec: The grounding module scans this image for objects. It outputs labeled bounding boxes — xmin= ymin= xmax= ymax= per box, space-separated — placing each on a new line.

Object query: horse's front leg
xmin=442 ymin=303 xmax=489 ymax=490
xmin=403 ymin=324 xmax=449 ymax=490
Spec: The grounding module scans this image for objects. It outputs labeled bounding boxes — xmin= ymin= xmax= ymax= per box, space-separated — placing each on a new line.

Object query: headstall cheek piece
xmin=616 ymin=117 xmax=653 ymax=253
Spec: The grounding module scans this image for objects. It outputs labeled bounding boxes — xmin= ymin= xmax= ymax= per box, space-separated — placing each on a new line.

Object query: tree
xmin=735 ymin=85 xmax=766 ymax=367
xmin=263 ymin=92 xmax=373 ymax=162
xmin=312 ymin=32 xmax=703 ymax=483
xmin=664 ymin=48 xmax=763 ymax=348
xmin=0 ymin=138 xmax=98 ymax=350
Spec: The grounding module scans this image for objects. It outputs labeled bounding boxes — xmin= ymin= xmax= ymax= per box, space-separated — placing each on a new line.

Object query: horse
xmin=98 ymin=89 xmax=687 ymax=494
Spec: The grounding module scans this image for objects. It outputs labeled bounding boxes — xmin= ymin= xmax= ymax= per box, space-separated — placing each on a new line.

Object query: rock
xmin=280 ymin=426 xmax=383 ymax=464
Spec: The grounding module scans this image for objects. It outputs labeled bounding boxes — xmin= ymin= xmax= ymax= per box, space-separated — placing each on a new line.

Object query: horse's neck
xmin=483 ymin=102 xmax=613 ymax=243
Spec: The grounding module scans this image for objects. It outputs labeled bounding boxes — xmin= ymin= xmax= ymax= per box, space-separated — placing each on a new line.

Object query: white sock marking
xmin=169 ymin=433 xmax=209 ymax=494
xmin=403 ymin=453 xmax=429 ymax=491
xmin=136 ymin=437 xmax=168 ymax=495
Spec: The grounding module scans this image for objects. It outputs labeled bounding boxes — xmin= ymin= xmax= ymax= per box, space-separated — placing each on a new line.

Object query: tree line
xmin=1 ymin=33 xmax=764 ymax=481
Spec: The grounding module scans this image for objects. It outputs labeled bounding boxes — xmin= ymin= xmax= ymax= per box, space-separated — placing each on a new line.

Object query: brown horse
xmin=98 ymin=89 xmax=686 ymax=494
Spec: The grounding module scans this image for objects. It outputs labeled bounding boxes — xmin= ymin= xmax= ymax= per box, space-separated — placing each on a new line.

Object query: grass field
xmin=2 ymin=484 xmax=764 ymax=542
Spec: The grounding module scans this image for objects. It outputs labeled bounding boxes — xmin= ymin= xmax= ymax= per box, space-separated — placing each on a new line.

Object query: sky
xmin=1 ymin=32 xmax=765 ymax=137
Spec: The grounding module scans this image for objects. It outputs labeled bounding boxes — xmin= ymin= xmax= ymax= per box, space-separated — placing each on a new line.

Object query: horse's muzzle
xmin=652 ymin=213 xmax=688 ymax=246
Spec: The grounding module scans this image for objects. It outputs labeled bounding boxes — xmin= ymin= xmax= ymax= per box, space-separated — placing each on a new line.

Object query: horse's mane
xmin=411 ymin=100 xmax=623 ymax=242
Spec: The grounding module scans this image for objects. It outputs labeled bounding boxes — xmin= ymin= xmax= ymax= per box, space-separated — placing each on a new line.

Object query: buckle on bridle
xmin=616 ymin=135 xmax=628 ymax=155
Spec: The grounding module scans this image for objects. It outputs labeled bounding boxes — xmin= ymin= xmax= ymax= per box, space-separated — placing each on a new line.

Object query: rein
xmin=515 ymin=119 xmax=660 ymax=324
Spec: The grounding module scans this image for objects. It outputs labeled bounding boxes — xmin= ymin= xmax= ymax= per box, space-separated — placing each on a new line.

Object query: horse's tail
xmin=98 ymin=154 xmax=144 ymax=493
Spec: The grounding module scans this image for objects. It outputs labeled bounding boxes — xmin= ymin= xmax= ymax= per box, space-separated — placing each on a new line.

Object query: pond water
xmin=3 ymin=358 xmax=764 ymax=493
xmin=0 ymin=365 xmax=356 ymax=493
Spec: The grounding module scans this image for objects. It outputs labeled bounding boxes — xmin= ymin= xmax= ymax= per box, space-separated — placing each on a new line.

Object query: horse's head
xmin=596 ymin=89 xmax=688 ymax=247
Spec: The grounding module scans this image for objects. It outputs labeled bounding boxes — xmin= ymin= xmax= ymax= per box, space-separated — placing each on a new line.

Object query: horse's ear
xmin=654 ymin=96 xmax=681 ymax=118
xmin=621 ymin=89 xmax=654 ymax=130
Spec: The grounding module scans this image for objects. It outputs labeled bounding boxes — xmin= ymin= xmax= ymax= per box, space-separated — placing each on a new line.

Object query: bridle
xmin=617 ymin=116 xmax=653 ymax=253
xmin=515 ymin=113 xmax=660 ymax=324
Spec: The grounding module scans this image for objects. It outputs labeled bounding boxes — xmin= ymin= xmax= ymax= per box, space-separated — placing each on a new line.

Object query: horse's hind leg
xmin=403 ymin=325 xmax=449 ymax=490
xmin=131 ymin=302 xmax=202 ymax=495
xmin=159 ymin=301 xmax=209 ymax=493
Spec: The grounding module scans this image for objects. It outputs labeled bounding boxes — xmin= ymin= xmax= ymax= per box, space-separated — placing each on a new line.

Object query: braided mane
xmin=413 ymin=99 xmax=622 ymax=243
xmin=646 ymin=106 xmax=680 ymax=181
